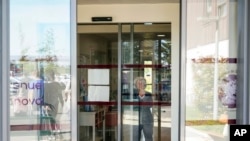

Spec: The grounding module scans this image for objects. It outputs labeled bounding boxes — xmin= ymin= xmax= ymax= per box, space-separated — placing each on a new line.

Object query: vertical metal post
xmin=129 ymin=23 xmax=134 ymax=141
xmin=157 ymin=39 xmax=162 ymax=141
xmin=237 ymin=0 xmax=250 ymax=124
xmin=0 ymin=0 xmax=10 ymax=140
xmin=247 ymin=0 xmax=250 ymax=124
xmin=0 ymin=0 xmax=3 ymax=139
xmin=180 ymin=0 xmax=187 ymax=141
xmin=70 ymin=0 xmax=78 ymax=140
xmin=117 ymin=23 xmax=122 ymax=141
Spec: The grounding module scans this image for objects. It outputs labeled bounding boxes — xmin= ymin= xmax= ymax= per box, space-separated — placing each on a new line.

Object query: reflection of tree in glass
xmin=122 ymin=41 xmax=140 ymax=64
xmin=158 ymin=40 xmax=171 ymax=65
xmin=36 ymin=28 xmax=59 ymax=75
xmin=37 ymin=28 xmax=55 ymax=55
xmin=17 ymin=23 xmax=35 ymax=75
xmin=191 ymin=56 xmax=232 ymax=118
xmin=18 ymin=23 xmax=30 ymax=57
xmin=122 ymin=39 xmax=171 ymax=65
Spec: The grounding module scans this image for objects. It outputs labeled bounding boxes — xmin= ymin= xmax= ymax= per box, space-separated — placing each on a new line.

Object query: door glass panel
xmin=185 ymin=0 xmax=238 ymax=141
xmin=121 ymin=23 xmax=171 ymax=141
xmin=77 ymin=24 xmax=118 ymax=141
xmin=9 ymin=0 xmax=71 ymax=140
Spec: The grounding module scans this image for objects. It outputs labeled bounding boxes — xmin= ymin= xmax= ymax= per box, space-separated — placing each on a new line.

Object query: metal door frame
xmin=1 ymin=0 xmax=10 ymax=140
xmin=236 ymin=0 xmax=250 ymax=124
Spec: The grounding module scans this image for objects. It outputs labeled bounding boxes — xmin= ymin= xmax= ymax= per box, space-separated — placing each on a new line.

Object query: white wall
xmin=78 ymin=3 xmax=180 ymax=141
xmin=78 ymin=4 xmax=178 ymax=23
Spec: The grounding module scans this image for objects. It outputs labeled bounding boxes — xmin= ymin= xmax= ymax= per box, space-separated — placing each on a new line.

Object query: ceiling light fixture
xmin=144 ymin=22 xmax=153 ymax=25
xmin=157 ymin=34 xmax=165 ymax=37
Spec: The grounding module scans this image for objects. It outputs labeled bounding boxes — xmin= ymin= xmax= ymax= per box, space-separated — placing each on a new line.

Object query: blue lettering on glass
xmin=11 ymin=80 xmax=44 ymax=106
xmin=11 ymin=82 xmax=43 ymax=90
xmin=14 ymin=97 xmax=44 ymax=105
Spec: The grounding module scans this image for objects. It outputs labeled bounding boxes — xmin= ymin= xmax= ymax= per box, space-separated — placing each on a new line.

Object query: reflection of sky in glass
xmin=10 ymin=0 xmax=70 ymax=60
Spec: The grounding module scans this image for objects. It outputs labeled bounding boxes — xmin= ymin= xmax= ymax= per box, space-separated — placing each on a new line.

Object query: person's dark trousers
xmin=133 ymin=124 xmax=153 ymax=141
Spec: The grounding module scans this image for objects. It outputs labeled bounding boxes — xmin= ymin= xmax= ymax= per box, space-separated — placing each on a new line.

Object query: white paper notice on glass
xmin=88 ymin=86 xmax=110 ymax=101
xmin=88 ymin=69 xmax=109 ymax=85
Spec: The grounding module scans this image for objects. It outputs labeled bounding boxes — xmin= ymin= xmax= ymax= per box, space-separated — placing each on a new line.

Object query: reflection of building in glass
xmin=186 ymin=0 xmax=237 ymax=105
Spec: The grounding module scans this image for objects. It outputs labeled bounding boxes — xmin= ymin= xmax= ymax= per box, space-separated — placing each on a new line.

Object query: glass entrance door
xmin=77 ymin=23 xmax=171 ymax=141
xmin=77 ymin=24 xmax=119 ymax=141
xmin=121 ymin=23 xmax=171 ymax=141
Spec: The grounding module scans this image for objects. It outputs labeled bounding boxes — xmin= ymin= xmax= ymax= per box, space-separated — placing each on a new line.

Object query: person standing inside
xmin=133 ymin=77 xmax=153 ymax=141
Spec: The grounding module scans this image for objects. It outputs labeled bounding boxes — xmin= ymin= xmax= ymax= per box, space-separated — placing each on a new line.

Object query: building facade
xmin=1 ymin=0 xmax=250 ymax=141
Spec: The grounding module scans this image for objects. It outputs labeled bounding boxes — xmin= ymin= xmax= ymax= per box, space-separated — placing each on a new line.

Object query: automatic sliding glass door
xmin=121 ymin=23 xmax=171 ymax=141
xmin=77 ymin=24 xmax=119 ymax=141
xmin=77 ymin=23 xmax=172 ymax=141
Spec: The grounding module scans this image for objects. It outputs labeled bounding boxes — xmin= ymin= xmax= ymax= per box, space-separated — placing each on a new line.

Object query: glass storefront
xmin=184 ymin=0 xmax=238 ymax=140
xmin=9 ymin=0 xmax=71 ymax=140
xmin=2 ymin=0 xmax=249 ymax=141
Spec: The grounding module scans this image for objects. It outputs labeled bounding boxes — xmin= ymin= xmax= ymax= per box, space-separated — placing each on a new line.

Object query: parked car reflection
xmin=10 ymin=76 xmax=21 ymax=96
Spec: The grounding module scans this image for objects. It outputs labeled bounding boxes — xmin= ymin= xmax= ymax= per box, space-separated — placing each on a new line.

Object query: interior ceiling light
xmin=144 ymin=22 xmax=153 ymax=25
xmin=157 ymin=34 xmax=165 ymax=37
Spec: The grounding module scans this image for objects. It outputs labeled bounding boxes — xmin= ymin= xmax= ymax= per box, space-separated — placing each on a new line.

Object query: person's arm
xmin=140 ymin=92 xmax=153 ymax=108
